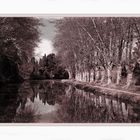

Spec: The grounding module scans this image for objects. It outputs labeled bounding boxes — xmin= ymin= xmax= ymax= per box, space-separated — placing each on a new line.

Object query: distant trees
xmin=54 ymin=17 xmax=140 ymax=88
xmin=30 ymin=53 xmax=69 ymax=80
xmin=0 ymin=17 xmax=41 ymax=82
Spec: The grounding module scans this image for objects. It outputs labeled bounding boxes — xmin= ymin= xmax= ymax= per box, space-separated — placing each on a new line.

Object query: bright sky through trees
xmin=35 ymin=39 xmax=55 ymax=59
xmin=34 ymin=18 xmax=56 ymax=60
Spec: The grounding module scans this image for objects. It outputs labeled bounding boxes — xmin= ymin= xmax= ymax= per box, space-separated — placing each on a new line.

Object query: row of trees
xmin=54 ymin=17 xmax=140 ymax=88
xmin=0 ymin=17 xmax=41 ymax=82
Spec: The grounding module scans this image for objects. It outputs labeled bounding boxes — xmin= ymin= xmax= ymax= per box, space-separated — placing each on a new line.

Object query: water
xmin=0 ymin=80 xmax=140 ymax=123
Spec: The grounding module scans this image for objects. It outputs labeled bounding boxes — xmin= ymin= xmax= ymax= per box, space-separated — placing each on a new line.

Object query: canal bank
xmin=62 ymin=80 xmax=140 ymax=105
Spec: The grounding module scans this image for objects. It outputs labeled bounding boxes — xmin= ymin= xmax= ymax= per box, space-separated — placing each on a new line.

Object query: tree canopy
xmin=54 ymin=17 xmax=140 ymax=88
xmin=0 ymin=17 xmax=41 ymax=82
xmin=30 ymin=53 xmax=69 ymax=80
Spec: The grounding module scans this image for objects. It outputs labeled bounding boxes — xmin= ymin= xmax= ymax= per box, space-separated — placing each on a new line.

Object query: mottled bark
xmin=116 ymin=65 xmax=122 ymax=85
xmin=125 ymin=65 xmax=135 ymax=88
xmin=81 ymin=71 xmax=83 ymax=81
xmin=100 ymin=67 xmax=106 ymax=84
xmin=95 ymin=67 xmax=101 ymax=83
xmin=88 ymin=70 xmax=91 ymax=82
xmin=107 ymin=67 xmax=112 ymax=85
xmin=126 ymin=72 xmax=133 ymax=88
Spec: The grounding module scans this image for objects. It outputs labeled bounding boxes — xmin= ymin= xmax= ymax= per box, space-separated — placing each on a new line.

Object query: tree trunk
xmin=81 ymin=71 xmax=83 ymax=81
xmin=116 ymin=65 xmax=122 ymax=85
xmin=88 ymin=70 xmax=91 ymax=82
xmin=76 ymin=72 xmax=80 ymax=81
xmin=90 ymin=71 xmax=94 ymax=82
xmin=125 ymin=65 xmax=135 ymax=88
xmin=84 ymin=72 xmax=86 ymax=81
xmin=72 ymin=69 xmax=76 ymax=79
xmin=95 ymin=67 xmax=101 ymax=83
xmin=107 ymin=67 xmax=112 ymax=85
xmin=100 ymin=67 xmax=106 ymax=84
xmin=126 ymin=72 xmax=133 ymax=88
xmin=85 ymin=71 xmax=87 ymax=82
xmin=93 ymin=68 xmax=96 ymax=81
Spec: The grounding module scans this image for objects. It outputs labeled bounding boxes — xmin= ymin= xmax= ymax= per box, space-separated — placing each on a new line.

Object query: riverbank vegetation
xmin=0 ymin=17 xmax=41 ymax=82
xmin=0 ymin=17 xmax=69 ymax=82
xmin=54 ymin=17 xmax=140 ymax=92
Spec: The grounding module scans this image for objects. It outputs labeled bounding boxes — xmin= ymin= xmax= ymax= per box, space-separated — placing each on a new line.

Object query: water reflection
xmin=0 ymin=80 xmax=140 ymax=123
xmin=0 ymin=83 xmax=20 ymax=122
xmin=59 ymin=88 xmax=140 ymax=123
xmin=58 ymin=89 xmax=128 ymax=123
xmin=15 ymin=80 xmax=68 ymax=123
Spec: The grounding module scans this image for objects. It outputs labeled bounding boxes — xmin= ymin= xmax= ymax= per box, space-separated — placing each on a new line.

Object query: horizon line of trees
xmin=54 ymin=17 xmax=140 ymax=88
xmin=29 ymin=53 xmax=69 ymax=80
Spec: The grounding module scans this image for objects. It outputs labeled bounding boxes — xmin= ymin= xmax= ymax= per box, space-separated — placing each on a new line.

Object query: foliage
xmin=0 ymin=17 xmax=41 ymax=81
xmin=30 ymin=53 xmax=69 ymax=80
xmin=54 ymin=17 xmax=140 ymax=87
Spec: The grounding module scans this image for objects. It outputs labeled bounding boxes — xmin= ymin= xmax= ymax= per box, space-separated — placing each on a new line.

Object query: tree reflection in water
xmin=57 ymin=87 xmax=140 ymax=123
xmin=14 ymin=80 xmax=69 ymax=123
xmin=0 ymin=80 xmax=140 ymax=123
xmin=13 ymin=103 xmax=40 ymax=123
xmin=0 ymin=83 xmax=20 ymax=122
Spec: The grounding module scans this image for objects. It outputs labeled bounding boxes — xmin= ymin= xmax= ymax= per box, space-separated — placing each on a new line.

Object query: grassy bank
xmin=63 ymin=80 xmax=140 ymax=105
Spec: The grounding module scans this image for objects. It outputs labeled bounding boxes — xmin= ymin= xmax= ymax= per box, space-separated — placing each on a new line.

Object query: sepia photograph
xmin=0 ymin=16 xmax=140 ymax=123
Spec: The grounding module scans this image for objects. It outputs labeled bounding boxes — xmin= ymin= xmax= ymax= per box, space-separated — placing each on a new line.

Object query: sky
xmin=34 ymin=18 xmax=57 ymax=60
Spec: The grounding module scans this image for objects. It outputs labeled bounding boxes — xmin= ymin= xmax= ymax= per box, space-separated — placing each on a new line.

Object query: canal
xmin=0 ymin=80 xmax=140 ymax=123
